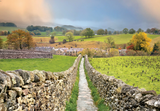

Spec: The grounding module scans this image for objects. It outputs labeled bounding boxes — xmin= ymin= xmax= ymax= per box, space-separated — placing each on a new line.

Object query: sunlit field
xmin=83 ymin=34 xmax=160 ymax=44
xmin=0 ymin=55 xmax=76 ymax=72
xmin=89 ymin=56 xmax=160 ymax=94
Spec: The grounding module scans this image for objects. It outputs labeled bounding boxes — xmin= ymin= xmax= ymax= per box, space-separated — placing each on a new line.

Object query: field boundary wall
xmin=0 ymin=49 xmax=52 ymax=59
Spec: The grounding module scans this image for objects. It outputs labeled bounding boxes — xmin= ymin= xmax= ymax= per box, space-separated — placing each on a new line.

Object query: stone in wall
xmin=85 ymin=55 xmax=160 ymax=111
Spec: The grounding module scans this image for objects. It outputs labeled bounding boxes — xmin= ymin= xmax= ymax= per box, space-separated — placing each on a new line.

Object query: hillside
xmin=61 ymin=25 xmax=83 ymax=30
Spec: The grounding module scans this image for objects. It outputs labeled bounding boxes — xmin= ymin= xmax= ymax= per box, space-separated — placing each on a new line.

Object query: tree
xmin=51 ymin=32 xmax=56 ymax=36
xmin=7 ymin=29 xmax=34 ymax=50
xmin=137 ymin=28 xmax=144 ymax=33
xmin=146 ymin=28 xmax=151 ymax=33
xmin=129 ymin=28 xmax=136 ymax=34
xmin=131 ymin=32 xmax=152 ymax=52
xmin=46 ymin=30 xmax=51 ymax=36
xmin=123 ymin=28 xmax=128 ymax=34
xmin=104 ymin=29 xmax=108 ymax=35
xmin=108 ymin=31 xmax=112 ymax=35
xmin=65 ymin=32 xmax=74 ymax=42
xmin=151 ymin=28 xmax=156 ymax=34
xmin=97 ymin=29 xmax=104 ymax=35
xmin=106 ymin=37 xmax=115 ymax=48
xmin=153 ymin=42 xmax=160 ymax=52
xmin=63 ymin=39 xmax=67 ymax=44
xmin=62 ymin=30 xmax=66 ymax=35
xmin=80 ymin=28 xmax=94 ymax=38
xmin=0 ymin=38 xmax=3 ymax=49
xmin=49 ymin=36 xmax=55 ymax=44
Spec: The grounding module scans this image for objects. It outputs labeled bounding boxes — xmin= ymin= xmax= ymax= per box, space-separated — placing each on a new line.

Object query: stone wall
xmin=0 ymin=50 xmax=53 ymax=59
xmin=0 ymin=55 xmax=81 ymax=111
xmin=85 ymin=55 xmax=160 ymax=111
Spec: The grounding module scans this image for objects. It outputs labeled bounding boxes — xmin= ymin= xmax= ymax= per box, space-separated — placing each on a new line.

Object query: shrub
xmin=136 ymin=51 xmax=148 ymax=56
xmin=127 ymin=44 xmax=134 ymax=50
xmin=109 ymin=48 xmax=119 ymax=57
xmin=126 ymin=50 xmax=137 ymax=56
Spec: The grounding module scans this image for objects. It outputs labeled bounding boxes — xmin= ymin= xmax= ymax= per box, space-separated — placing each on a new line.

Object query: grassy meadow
xmin=0 ymin=55 xmax=76 ymax=72
xmin=83 ymin=34 xmax=160 ymax=44
xmin=0 ymin=36 xmax=7 ymax=42
xmin=89 ymin=56 xmax=160 ymax=94
xmin=0 ymin=26 xmax=26 ymax=32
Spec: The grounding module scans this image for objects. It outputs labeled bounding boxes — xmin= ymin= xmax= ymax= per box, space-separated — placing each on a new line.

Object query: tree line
xmin=0 ymin=22 xmax=17 ymax=27
xmin=26 ymin=25 xmax=53 ymax=32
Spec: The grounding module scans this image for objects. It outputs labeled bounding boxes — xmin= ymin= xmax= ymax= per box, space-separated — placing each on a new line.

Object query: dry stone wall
xmin=85 ymin=55 xmax=160 ymax=111
xmin=0 ymin=50 xmax=52 ymax=59
xmin=0 ymin=55 xmax=81 ymax=111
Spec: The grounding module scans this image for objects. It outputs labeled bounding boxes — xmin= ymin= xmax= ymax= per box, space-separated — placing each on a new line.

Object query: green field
xmin=55 ymin=36 xmax=83 ymax=42
xmin=84 ymin=34 xmax=160 ymax=44
xmin=89 ymin=56 xmax=160 ymax=94
xmin=0 ymin=26 xmax=26 ymax=32
xmin=0 ymin=55 xmax=76 ymax=72
xmin=0 ymin=36 xmax=7 ymax=42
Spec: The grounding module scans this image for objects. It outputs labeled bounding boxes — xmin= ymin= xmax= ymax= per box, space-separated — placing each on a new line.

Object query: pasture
xmin=0 ymin=55 xmax=76 ymax=72
xmin=83 ymin=34 xmax=160 ymax=44
xmin=0 ymin=36 xmax=7 ymax=42
xmin=89 ymin=56 xmax=160 ymax=94
xmin=0 ymin=26 xmax=25 ymax=32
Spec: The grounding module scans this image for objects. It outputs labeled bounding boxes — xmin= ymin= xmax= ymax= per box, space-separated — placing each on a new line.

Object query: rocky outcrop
xmin=0 ymin=54 xmax=81 ymax=111
xmin=0 ymin=50 xmax=52 ymax=59
xmin=85 ymin=55 xmax=160 ymax=111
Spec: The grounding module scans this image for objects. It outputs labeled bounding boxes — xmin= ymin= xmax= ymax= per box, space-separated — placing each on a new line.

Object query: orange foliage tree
xmin=131 ymin=32 xmax=152 ymax=52
xmin=7 ymin=29 xmax=35 ymax=50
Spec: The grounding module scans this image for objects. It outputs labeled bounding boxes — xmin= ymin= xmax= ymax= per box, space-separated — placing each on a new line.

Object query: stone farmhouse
xmin=51 ymin=49 xmax=65 ymax=55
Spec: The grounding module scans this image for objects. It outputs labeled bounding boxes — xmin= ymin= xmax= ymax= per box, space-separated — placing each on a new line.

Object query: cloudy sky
xmin=0 ymin=0 xmax=160 ymax=30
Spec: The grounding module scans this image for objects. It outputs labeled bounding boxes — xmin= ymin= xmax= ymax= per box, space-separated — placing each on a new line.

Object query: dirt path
xmin=77 ymin=58 xmax=98 ymax=111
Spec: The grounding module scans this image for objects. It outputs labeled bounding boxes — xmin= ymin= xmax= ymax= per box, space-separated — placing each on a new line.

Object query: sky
xmin=0 ymin=0 xmax=160 ymax=31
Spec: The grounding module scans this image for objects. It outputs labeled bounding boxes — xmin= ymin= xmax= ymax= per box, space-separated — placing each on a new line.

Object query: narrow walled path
xmin=77 ymin=58 xmax=98 ymax=111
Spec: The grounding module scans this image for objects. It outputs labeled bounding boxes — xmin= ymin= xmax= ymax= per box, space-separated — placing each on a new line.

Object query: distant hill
xmin=107 ymin=27 xmax=115 ymax=33
xmin=61 ymin=25 xmax=83 ymax=30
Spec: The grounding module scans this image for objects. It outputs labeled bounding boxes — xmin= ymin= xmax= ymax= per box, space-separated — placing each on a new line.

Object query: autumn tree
xmin=65 ymin=32 xmax=74 ymax=42
xmin=123 ymin=28 xmax=128 ymax=34
xmin=7 ymin=29 xmax=34 ymax=50
xmin=137 ymin=28 xmax=144 ymax=33
xmin=0 ymin=38 xmax=3 ymax=49
xmin=104 ymin=29 xmax=108 ymax=35
xmin=97 ymin=29 xmax=104 ymax=35
xmin=129 ymin=28 xmax=136 ymax=34
xmin=131 ymin=32 xmax=152 ymax=52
